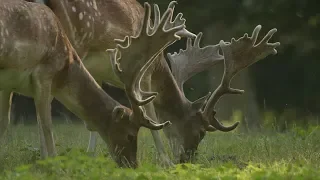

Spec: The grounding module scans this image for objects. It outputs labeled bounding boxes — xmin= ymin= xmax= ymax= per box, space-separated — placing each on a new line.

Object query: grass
xmin=0 ymin=120 xmax=320 ymax=179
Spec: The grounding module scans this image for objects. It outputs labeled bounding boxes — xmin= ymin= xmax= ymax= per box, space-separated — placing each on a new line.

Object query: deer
xmin=164 ymin=25 xmax=280 ymax=162
xmin=0 ymin=0 xmax=190 ymax=168
xmin=22 ymin=0 xmax=280 ymax=164
xmin=18 ymin=0 xmax=196 ymax=166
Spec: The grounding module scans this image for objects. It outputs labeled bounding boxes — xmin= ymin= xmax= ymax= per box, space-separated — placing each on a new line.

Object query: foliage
xmin=1 ymin=123 xmax=320 ymax=179
xmin=2 ymin=154 xmax=320 ymax=180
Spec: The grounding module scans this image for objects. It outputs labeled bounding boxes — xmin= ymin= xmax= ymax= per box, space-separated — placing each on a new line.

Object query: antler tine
xmin=193 ymin=32 xmax=203 ymax=48
xmin=133 ymin=106 xmax=172 ymax=130
xmin=107 ymin=1 xmax=188 ymax=129
xmin=168 ymin=1 xmax=178 ymax=9
xmin=114 ymin=36 xmax=130 ymax=49
xmin=167 ymin=32 xmax=224 ymax=92
xmin=149 ymin=4 xmax=161 ymax=31
xmin=201 ymin=25 xmax=280 ymax=132
xmin=141 ymin=2 xmax=152 ymax=36
xmin=164 ymin=1 xmax=196 ymax=39
xmin=107 ymin=48 xmax=122 ymax=73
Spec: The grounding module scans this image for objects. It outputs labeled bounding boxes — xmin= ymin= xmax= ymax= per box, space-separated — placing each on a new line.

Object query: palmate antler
xmin=167 ymin=32 xmax=224 ymax=92
xmin=167 ymin=25 xmax=280 ymax=132
xmin=200 ymin=25 xmax=280 ymax=131
xmin=107 ymin=2 xmax=188 ymax=130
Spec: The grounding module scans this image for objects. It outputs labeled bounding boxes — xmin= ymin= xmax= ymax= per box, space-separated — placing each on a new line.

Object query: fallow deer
xmin=23 ymin=0 xmax=196 ymax=166
xmin=0 ymin=0 xmax=188 ymax=167
xmin=164 ymin=25 xmax=280 ymax=162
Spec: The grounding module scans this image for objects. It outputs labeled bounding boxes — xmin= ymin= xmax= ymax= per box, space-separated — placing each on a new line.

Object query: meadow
xmin=0 ymin=115 xmax=320 ymax=180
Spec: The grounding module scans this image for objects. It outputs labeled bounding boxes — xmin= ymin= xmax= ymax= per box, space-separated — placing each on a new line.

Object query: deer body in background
xmin=0 ymin=0 xmax=191 ymax=167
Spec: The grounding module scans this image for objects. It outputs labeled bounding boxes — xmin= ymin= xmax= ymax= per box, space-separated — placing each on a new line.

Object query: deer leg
xmin=144 ymin=103 xmax=173 ymax=167
xmin=87 ymin=131 xmax=98 ymax=153
xmin=38 ymin=121 xmax=48 ymax=158
xmin=0 ymin=91 xmax=13 ymax=139
xmin=140 ymin=73 xmax=173 ymax=166
xmin=162 ymin=127 xmax=183 ymax=163
xmin=82 ymin=106 xmax=99 ymax=154
xmin=150 ymin=130 xmax=173 ymax=166
xmin=168 ymin=138 xmax=183 ymax=163
xmin=33 ymin=79 xmax=56 ymax=158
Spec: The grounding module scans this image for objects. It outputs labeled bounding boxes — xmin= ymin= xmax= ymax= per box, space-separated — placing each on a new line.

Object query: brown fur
xmin=46 ymin=0 xmax=144 ymax=56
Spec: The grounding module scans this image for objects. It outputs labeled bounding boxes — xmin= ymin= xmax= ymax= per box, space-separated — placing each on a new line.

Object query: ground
xmin=0 ymin=119 xmax=319 ymax=179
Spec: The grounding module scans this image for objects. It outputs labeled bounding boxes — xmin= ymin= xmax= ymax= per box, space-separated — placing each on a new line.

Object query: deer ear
xmin=112 ymin=106 xmax=126 ymax=122
xmin=191 ymin=92 xmax=211 ymax=111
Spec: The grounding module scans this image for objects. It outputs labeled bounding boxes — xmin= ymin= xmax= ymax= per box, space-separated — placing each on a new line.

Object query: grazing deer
xmin=0 ymin=0 xmax=189 ymax=168
xmin=164 ymin=25 xmax=280 ymax=162
xmin=25 ymin=0 xmax=196 ymax=165
xmin=15 ymin=0 xmax=280 ymax=163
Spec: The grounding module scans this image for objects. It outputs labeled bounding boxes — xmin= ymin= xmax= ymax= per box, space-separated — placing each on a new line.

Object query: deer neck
xmin=149 ymin=53 xmax=189 ymax=117
xmin=53 ymin=59 xmax=119 ymax=130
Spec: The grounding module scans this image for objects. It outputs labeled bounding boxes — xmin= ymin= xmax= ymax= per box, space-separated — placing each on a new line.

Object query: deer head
xmin=104 ymin=1 xmax=190 ymax=167
xmin=166 ymin=25 xmax=280 ymax=162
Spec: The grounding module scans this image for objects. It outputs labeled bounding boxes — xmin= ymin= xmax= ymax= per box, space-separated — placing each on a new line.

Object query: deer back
xmin=46 ymin=0 xmax=144 ymax=54
xmin=0 ymin=0 xmax=72 ymax=71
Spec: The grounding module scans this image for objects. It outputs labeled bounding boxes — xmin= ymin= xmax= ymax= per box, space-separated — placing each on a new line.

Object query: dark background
xmin=11 ymin=0 xmax=320 ymax=131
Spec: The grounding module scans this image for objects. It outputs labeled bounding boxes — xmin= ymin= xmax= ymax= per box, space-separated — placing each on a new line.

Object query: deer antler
xmin=163 ymin=1 xmax=196 ymax=39
xmin=167 ymin=32 xmax=224 ymax=92
xmin=200 ymin=25 xmax=280 ymax=132
xmin=107 ymin=2 xmax=187 ymax=130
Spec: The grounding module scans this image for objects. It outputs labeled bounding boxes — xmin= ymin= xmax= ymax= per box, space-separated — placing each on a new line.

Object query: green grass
xmin=0 ymin=121 xmax=320 ymax=179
